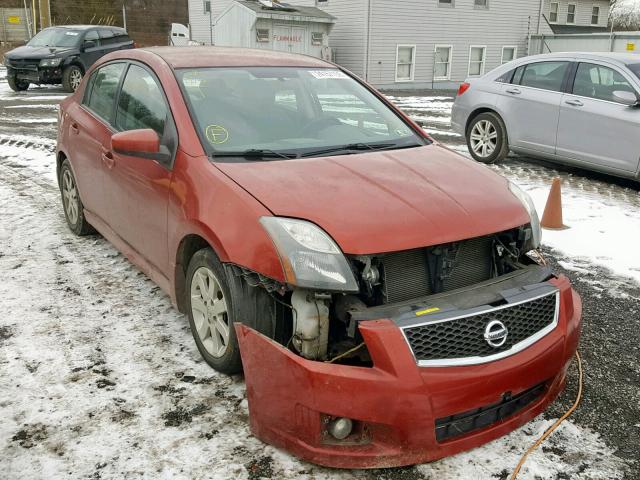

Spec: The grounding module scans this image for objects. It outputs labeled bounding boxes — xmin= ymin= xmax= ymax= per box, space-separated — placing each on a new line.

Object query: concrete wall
xmin=530 ymin=32 xmax=640 ymax=54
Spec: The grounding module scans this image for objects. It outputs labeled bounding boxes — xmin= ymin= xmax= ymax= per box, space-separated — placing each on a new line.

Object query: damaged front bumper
xmin=235 ymin=274 xmax=582 ymax=469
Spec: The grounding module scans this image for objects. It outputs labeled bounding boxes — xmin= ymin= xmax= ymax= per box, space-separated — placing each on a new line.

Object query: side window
xmin=518 ymin=61 xmax=569 ymax=92
xmin=573 ymin=63 xmax=636 ymax=103
xmin=84 ymin=30 xmax=100 ymax=48
xmin=115 ymin=64 xmax=168 ymax=136
xmin=512 ymin=65 xmax=526 ymax=85
xmin=83 ymin=63 xmax=125 ymax=123
xmin=99 ymin=29 xmax=115 ymax=45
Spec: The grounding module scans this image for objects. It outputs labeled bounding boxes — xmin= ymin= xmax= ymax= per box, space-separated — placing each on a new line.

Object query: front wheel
xmin=185 ymin=248 xmax=277 ymax=375
xmin=62 ymin=65 xmax=83 ymax=92
xmin=466 ymin=112 xmax=509 ymax=164
xmin=8 ymin=74 xmax=29 ymax=92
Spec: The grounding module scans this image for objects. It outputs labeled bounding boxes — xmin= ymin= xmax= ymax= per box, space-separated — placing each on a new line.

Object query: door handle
xmin=505 ymin=87 xmax=521 ymax=95
xmin=101 ymin=147 xmax=115 ymax=169
xmin=70 ymin=122 xmax=79 ymax=134
xmin=565 ymin=99 xmax=584 ymax=107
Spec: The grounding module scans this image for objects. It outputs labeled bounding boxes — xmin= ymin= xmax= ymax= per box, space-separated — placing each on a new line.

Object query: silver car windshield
xmin=177 ymin=67 xmax=426 ymax=160
xmin=628 ymin=63 xmax=640 ymax=81
xmin=27 ymin=28 xmax=81 ymax=48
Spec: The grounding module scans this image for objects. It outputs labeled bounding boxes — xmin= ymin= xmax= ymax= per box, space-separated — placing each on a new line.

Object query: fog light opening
xmin=327 ymin=417 xmax=353 ymax=440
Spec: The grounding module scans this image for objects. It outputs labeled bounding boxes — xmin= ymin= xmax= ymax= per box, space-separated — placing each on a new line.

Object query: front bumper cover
xmin=236 ymin=275 xmax=581 ymax=468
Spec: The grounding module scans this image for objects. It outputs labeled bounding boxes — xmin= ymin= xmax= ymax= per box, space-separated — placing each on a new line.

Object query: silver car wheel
xmin=190 ymin=266 xmax=230 ymax=358
xmin=470 ymin=120 xmax=498 ymax=158
xmin=70 ymin=69 xmax=82 ymax=91
xmin=62 ymin=169 xmax=79 ymax=225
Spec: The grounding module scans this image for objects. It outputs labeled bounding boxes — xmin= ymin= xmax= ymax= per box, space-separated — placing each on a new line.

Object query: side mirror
xmin=83 ymin=40 xmax=96 ymax=50
xmin=612 ymin=90 xmax=639 ymax=106
xmin=112 ymin=129 xmax=163 ymax=160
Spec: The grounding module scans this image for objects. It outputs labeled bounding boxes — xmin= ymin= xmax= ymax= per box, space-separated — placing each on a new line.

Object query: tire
xmin=185 ymin=248 xmax=276 ymax=375
xmin=58 ymin=159 xmax=94 ymax=235
xmin=62 ymin=65 xmax=83 ymax=93
xmin=466 ymin=112 xmax=509 ymax=164
xmin=7 ymin=74 xmax=29 ymax=92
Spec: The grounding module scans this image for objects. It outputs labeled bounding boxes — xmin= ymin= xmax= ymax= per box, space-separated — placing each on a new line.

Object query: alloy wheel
xmin=70 ymin=69 xmax=82 ymax=91
xmin=190 ymin=266 xmax=230 ymax=358
xmin=470 ymin=119 xmax=498 ymax=158
xmin=62 ymin=169 xmax=79 ymax=225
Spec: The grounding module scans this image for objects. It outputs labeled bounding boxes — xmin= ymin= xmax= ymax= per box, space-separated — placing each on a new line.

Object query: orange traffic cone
xmin=541 ymin=177 xmax=568 ymax=230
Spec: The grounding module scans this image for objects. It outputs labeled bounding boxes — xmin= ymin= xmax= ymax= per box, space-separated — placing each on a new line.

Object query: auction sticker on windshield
xmin=206 ymin=125 xmax=229 ymax=144
xmin=309 ymin=70 xmax=349 ymax=80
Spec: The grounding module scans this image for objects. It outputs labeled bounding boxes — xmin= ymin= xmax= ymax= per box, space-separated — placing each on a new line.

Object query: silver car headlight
xmin=39 ymin=58 xmax=62 ymax=67
xmin=260 ymin=217 xmax=359 ymax=292
xmin=508 ymin=181 xmax=541 ymax=250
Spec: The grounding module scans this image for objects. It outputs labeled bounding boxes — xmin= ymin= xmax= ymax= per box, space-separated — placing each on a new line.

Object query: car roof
xmin=524 ymin=51 xmax=640 ymax=66
xmin=45 ymin=25 xmax=126 ymax=33
xmin=143 ymin=46 xmax=333 ymax=69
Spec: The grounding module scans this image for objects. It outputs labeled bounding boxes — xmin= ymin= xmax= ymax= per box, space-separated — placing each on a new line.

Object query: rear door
xmin=556 ymin=61 xmax=640 ymax=173
xmin=66 ymin=62 xmax=125 ymax=220
xmin=496 ymin=60 xmax=571 ymax=155
xmin=103 ymin=63 xmax=176 ymax=274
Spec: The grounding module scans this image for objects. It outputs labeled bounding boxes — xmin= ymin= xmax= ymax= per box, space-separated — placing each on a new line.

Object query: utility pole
xmin=38 ymin=0 xmax=51 ymax=29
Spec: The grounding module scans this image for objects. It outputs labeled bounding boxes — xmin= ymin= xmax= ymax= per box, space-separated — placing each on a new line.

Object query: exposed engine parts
xmin=290 ymin=289 xmax=330 ymax=360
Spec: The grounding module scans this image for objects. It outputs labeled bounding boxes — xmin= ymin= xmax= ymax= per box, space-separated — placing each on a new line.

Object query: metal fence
xmin=0 ymin=8 xmax=31 ymax=43
xmin=529 ymin=32 xmax=640 ymax=55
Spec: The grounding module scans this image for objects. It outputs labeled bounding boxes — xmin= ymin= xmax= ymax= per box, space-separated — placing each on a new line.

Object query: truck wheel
xmin=58 ymin=159 xmax=95 ymax=235
xmin=8 ymin=75 xmax=29 ymax=92
xmin=185 ymin=248 xmax=276 ymax=375
xmin=466 ymin=112 xmax=509 ymax=164
xmin=62 ymin=65 xmax=83 ymax=92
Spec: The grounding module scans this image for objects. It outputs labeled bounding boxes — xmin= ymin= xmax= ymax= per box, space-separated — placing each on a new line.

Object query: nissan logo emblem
xmin=484 ymin=320 xmax=508 ymax=348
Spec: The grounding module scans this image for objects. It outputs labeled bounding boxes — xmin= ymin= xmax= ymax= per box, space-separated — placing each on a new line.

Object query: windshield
xmin=629 ymin=63 xmax=640 ymax=81
xmin=177 ymin=67 xmax=426 ymax=160
xmin=27 ymin=28 xmax=81 ymax=48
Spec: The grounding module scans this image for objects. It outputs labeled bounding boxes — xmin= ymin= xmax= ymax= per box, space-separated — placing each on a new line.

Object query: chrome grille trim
xmin=401 ymin=290 xmax=560 ymax=367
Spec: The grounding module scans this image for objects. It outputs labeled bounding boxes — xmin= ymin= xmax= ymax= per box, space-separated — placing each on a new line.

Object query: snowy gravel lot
xmin=0 ymin=66 xmax=638 ymax=479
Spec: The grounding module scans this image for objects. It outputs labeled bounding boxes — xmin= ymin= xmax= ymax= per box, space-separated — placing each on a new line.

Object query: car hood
xmin=6 ymin=45 xmax=76 ymax=60
xmin=215 ymin=144 xmax=531 ymax=254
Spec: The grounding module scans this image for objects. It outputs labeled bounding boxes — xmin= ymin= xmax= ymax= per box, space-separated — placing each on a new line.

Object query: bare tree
xmin=610 ymin=0 xmax=640 ymax=30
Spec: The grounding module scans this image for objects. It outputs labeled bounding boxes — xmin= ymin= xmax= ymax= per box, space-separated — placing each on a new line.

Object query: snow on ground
xmin=0 ymin=68 xmax=636 ymax=479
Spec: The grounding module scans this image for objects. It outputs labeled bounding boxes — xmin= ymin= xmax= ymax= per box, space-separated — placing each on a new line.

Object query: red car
xmin=56 ymin=47 xmax=582 ymax=468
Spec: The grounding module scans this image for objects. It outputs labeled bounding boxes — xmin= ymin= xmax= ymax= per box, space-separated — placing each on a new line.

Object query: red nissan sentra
xmin=56 ymin=47 xmax=581 ymax=468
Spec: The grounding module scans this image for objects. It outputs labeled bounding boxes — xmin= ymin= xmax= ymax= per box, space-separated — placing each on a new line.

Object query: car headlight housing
xmin=39 ymin=58 xmax=62 ymax=67
xmin=508 ymin=181 xmax=541 ymax=250
xmin=260 ymin=217 xmax=359 ymax=292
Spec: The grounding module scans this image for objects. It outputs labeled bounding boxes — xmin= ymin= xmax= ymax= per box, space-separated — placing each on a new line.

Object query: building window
xmin=256 ymin=29 xmax=270 ymax=43
xmin=434 ymin=45 xmax=452 ymax=80
xmin=474 ymin=0 xmax=488 ymax=8
xmin=311 ymin=32 xmax=323 ymax=45
xmin=438 ymin=0 xmax=454 ymax=7
xmin=204 ymin=0 xmax=210 ymax=13
xmin=396 ymin=45 xmax=416 ymax=82
xmin=501 ymin=46 xmax=517 ymax=64
xmin=592 ymin=6 xmax=600 ymax=25
xmin=567 ymin=3 xmax=576 ymax=23
xmin=468 ymin=46 xmax=486 ymax=76
xmin=549 ymin=2 xmax=558 ymax=23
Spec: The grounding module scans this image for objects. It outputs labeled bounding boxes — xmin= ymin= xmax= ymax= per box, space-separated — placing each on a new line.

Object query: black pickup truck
xmin=3 ymin=25 xmax=134 ymax=93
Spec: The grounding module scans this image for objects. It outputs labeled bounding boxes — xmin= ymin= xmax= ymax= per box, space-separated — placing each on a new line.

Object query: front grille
xmin=381 ymin=235 xmax=493 ymax=304
xmin=435 ymin=382 xmax=546 ymax=442
xmin=404 ymin=291 xmax=558 ymax=365
xmin=8 ymin=59 xmax=39 ymax=71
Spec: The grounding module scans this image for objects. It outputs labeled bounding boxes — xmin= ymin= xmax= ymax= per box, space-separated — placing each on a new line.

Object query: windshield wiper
xmin=213 ymin=148 xmax=297 ymax=160
xmin=300 ymin=142 xmax=416 ymax=158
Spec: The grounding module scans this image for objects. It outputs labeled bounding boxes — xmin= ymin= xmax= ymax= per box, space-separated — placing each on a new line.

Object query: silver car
xmin=451 ymin=52 xmax=640 ymax=180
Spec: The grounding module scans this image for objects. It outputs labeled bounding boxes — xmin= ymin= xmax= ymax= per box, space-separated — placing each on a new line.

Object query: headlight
xmin=260 ymin=217 xmax=359 ymax=292
xmin=39 ymin=58 xmax=62 ymax=67
xmin=509 ymin=181 xmax=541 ymax=249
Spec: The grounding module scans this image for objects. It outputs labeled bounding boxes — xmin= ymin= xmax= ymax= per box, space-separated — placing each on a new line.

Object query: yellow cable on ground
xmin=511 ymin=350 xmax=583 ymax=480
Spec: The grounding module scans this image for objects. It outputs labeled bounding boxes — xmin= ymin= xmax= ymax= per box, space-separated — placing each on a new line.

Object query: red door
xmin=65 ymin=62 xmax=126 ymax=221
xmin=101 ymin=63 xmax=174 ymax=276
